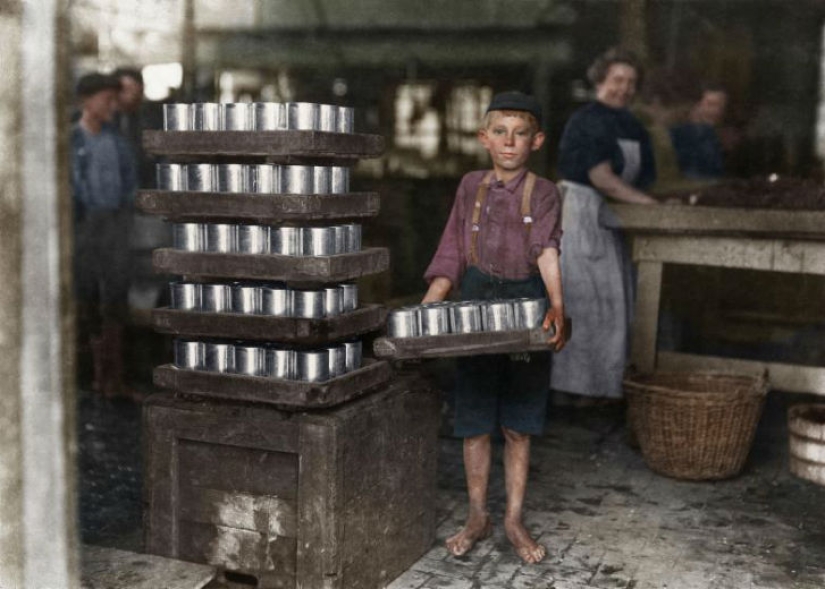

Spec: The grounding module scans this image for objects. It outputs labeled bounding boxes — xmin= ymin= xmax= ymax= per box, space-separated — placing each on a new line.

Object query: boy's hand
xmin=542 ymin=307 xmax=567 ymax=352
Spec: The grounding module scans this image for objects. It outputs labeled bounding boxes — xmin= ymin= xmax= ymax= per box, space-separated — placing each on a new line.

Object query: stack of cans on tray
xmin=174 ymin=338 xmax=363 ymax=383
xmin=172 ymin=222 xmax=362 ymax=256
xmin=156 ymin=162 xmax=350 ymax=194
xmin=386 ymin=298 xmax=548 ymax=338
xmin=163 ymin=102 xmax=355 ymax=133
xmin=170 ymin=281 xmax=358 ymax=317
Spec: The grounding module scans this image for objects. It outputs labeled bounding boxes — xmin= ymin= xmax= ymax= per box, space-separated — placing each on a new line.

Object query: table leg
xmin=631 ymin=261 xmax=663 ymax=373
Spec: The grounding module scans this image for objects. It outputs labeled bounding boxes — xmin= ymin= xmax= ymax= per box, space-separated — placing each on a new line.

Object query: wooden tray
xmin=143 ymin=130 xmax=384 ymax=161
xmin=373 ymin=322 xmax=571 ymax=360
xmin=136 ymin=190 xmax=380 ymax=223
xmin=152 ymin=247 xmax=389 ymax=284
xmin=152 ymin=304 xmax=387 ymax=344
xmin=153 ymin=358 xmax=393 ymax=409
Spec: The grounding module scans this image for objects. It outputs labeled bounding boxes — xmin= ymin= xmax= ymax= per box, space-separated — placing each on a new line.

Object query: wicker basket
xmin=624 ymin=372 xmax=769 ymax=480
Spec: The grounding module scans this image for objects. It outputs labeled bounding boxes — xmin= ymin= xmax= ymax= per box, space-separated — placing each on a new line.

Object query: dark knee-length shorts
xmin=453 ymin=267 xmax=551 ymax=438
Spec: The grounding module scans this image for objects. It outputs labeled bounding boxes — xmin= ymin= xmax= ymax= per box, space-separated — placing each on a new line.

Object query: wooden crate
xmin=143 ymin=375 xmax=440 ymax=589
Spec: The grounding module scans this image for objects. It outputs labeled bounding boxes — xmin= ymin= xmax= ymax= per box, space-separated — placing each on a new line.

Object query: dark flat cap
xmin=76 ymin=73 xmax=121 ymax=98
xmin=486 ymin=91 xmax=542 ymax=126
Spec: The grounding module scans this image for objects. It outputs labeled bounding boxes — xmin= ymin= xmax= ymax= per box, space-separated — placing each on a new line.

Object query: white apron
xmin=550 ymin=181 xmax=635 ymax=398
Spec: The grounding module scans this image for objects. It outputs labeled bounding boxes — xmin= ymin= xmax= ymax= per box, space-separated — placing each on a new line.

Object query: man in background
xmin=71 ymin=72 xmax=136 ymax=398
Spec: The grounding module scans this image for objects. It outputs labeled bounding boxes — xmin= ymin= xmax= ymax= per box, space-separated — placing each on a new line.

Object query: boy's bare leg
xmin=502 ymin=427 xmax=546 ymax=564
xmin=446 ymin=434 xmax=493 ymax=556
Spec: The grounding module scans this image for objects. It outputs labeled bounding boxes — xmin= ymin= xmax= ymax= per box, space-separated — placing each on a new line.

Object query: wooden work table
xmin=609 ymin=203 xmax=825 ymax=395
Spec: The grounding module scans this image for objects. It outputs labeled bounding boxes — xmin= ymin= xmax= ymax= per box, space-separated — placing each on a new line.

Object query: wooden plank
xmin=177 ymin=441 xmax=298 ymax=500
xmin=372 ymin=323 xmax=569 ymax=360
xmin=152 ymin=358 xmax=393 ymax=409
xmin=81 ymin=545 xmax=217 ymax=589
xmin=178 ymin=487 xmax=297 ymax=538
xmin=136 ymin=190 xmax=380 ymax=223
xmin=610 ymin=203 xmax=825 ymax=239
xmin=630 ymin=261 xmax=663 ymax=374
xmin=177 ymin=520 xmax=296 ymax=583
xmin=152 ymin=304 xmax=387 ymax=344
xmin=656 ymin=351 xmax=825 ymax=397
xmin=152 ymin=247 xmax=390 ymax=284
xmin=296 ymin=420 xmax=340 ymax=589
xmin=632 ymin=235 xmax=825 ymax=275
xmin=143 ymin=130 xmax=384 ymax=160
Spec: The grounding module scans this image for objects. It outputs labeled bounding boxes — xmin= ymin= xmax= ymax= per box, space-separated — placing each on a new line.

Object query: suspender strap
xmin=469 ymin=171 xmax=537 ymax=265
xmin=521 ymin=172 xmax=537 ymax=238
xmin=469 ymin=171 xmax=496 ymax=265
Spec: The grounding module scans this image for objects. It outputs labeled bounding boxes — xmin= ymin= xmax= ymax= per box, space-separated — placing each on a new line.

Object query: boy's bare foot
xmin=445 ymin=514 xmax=492 ymax=557
xmin=504 ymin=518 xmax=546 ymax=564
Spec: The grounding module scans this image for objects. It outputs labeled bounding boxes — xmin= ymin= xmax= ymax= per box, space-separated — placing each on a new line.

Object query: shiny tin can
xmin=204 ymin=341 xmax=235 ymax=373
xmin=220 ymin=102 xmax=251 ymax=131
xmin=252 ymin=102 xmax=284 ymax=131
xmin=170 ymin=281 xmax=201 ymax=311
xmin=232 ymin=283 xmax=262 ymax=314
xmin=204 ymin=223 xmax=237 ymax=253
xmin=201 ymin=283 xmax=232 ymax=313
xmin=271 ymin=226 xmax=303 ymax=256
xmin=173 ymin=223 xmax=203 ymax=252
xmin=174 ymin=339 xmax=203 ymax=370
xmin=237 ymin=225 xmax=269 ymax=255
xmin=286 ymin=102 xmax=319 ymax=130
xmin=296 ymin=349 xmax=329 ymax=382
xmin=163 ymin=103 xmax=191 ymax=131
xmin=156 ymin=163 xmax=186 ymax=191
xmin=193 ymin=102 xmax=220 ymax=131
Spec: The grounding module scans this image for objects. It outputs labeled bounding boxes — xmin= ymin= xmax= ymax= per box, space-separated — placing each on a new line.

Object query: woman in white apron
xmin=551 ymin=47 xmax=659 ymax=401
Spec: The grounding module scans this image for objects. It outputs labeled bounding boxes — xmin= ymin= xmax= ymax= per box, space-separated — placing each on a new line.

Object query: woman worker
xmin=551 ymin=46 xmax=658 ymax=403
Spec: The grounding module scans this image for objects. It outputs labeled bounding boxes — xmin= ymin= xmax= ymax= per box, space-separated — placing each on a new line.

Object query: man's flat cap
xmin=486 ymin=91 xmax=542 ymax=126
xmin=76 ymin=73 xmax=121 ymax=98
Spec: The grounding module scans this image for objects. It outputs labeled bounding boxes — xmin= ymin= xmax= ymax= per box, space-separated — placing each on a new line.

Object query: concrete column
xmin=0 ymin=0 xmax=77 ymax=587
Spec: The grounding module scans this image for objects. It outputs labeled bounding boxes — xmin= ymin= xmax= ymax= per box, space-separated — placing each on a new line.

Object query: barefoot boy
xmin=422 ymin=91 xmax=567 ymax=564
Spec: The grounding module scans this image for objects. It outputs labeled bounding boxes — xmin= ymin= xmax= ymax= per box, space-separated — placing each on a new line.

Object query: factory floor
xmin=387 ymin=391 xmax=825 ymax=589
xmin=79 ymin=382 xmax=825 ymax=589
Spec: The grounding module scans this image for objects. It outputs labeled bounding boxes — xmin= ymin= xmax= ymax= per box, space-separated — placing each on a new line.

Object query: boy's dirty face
xmin=478 ymin=113 xmax=545 ymax=176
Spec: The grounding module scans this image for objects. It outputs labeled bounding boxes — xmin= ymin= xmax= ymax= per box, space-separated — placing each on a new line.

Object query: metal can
xmin=204 ymin=341 xmax=235 ymax=373
xmin=337 ymin=106 xmax=354 ymax=133
xmin=220 ymin=102 xmax=251 ymax=131
xmin=193 ymin=102 xmax=220 ymax=131
xmin=172 ymin=223 xmax=203 ymax=252
xmin=286 ymin=102 xmax=319 ymax=130
xmin=201 ymin=283 xmax=232 ymax=313
xmin=237 ymin=225 xmax=269 ymax=255
xmin=312 ymin=166 xmax=331 ymax=194
xmin=293 ymin=289 xmax=325 ymax=319
xmin=260 ymin=285 xmax=293 ymax=316
xmin=234 ymin=344 xmax=265 ymax=376
xmin=163 ymin=103 xmax=191 ymax=131
xmin=330 ymin=166 xmax=350 ymax=194
xmin=232 ymin=283 xmax=262 ymax=314
xmin=204 ymin=223 xmax=237 ymax=253
xmin=156 ymin=163 xmax=186 ymax=191
xmin=318 ymin=104 xmax=338 ymax=132
xmin=174 ymin=339 xmax=203 ymax=370
xmin=217 ymin=164 xmax=246 ymax=193
xmin=169 ymin=281 xmax=201 ymax=311
xmin=271 ymin=226 xmax=303 ymax=256
xmin=296 ymin=349 xmax=329 ymax=382
xmin=248 ymin=164 xmax=280 ymax=194
xmin=282 ymin=165 xmax=313 ymax=194
xmin=252 ymin=102 xmax=284 ymax=131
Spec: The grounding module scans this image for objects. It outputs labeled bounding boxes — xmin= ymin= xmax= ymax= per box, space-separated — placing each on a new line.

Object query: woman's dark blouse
xmin=558 ymin=101 xmax=656 ymax=190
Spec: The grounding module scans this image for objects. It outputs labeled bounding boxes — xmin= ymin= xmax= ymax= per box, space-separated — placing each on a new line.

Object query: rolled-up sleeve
xmin=526 ymin=178 xmax=563 ymax=264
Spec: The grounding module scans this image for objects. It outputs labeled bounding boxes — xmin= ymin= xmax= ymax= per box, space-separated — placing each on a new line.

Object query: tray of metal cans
xmin=153 ymin=221 xmax=389 ymax=283
xmin=154 ymin=337 xmax=392 ymax=408
xmin=373 ymin=298 xmax=570 ymax=360
xmin=138 ymin=161 xmax=380 ymax=222
xmin=144 ymin=101 xmax=383 ymax=160
xmin=153 ymin=280 xmax=387 ymax=344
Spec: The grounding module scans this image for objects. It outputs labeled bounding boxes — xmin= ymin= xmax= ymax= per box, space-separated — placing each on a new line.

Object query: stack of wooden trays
xmin=139 ymin=126 xmax=392 ymax=409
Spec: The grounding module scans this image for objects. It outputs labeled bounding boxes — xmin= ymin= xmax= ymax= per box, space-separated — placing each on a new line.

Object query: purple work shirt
xmin=424 ymin=169 xmax=562 ymax=286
